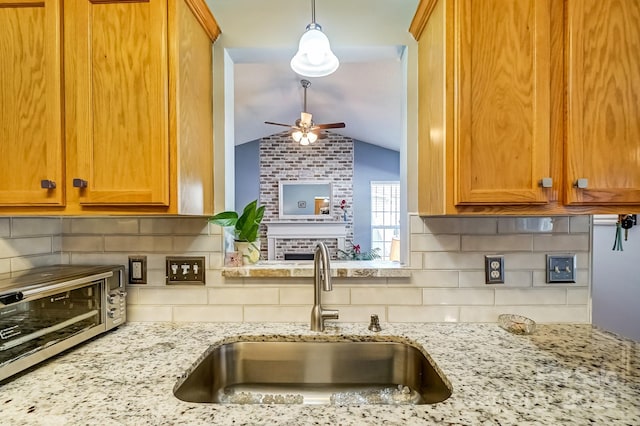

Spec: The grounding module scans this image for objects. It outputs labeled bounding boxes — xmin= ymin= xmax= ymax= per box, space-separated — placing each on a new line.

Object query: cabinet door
xmin=0 ymin=0 xmax=63 ymax=206
xmin=566 ymin=0 xmax=640 ymax=205
xmin=455 ymin=0 xmax=551 ymax=204
xmin=73 ymin=0 xmax=169 ymax=206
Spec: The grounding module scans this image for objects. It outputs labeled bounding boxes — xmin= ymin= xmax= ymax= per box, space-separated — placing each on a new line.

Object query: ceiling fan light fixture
xmin=290 ymin=2 xmax=339 ymax=77
xmin=299 ymin=136 xmax=311 ymax=146
xmin=292 ymin=130 xmax=303 ymax=142
xmin=307 ymin=132 xmax=318 ymax=143
xmin=300 ymin=112 xmax=313 ymax=127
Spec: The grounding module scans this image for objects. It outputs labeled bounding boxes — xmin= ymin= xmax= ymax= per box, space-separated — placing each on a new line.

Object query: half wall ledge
xmin=221 ymin=260 xmax=410 ymax=278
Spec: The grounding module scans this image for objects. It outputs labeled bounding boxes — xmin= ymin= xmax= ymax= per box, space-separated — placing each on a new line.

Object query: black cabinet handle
xmin=40 ymin=180 xmax=56 ymax=189
xmin=73 ymin=178 xmax=88 ymax=188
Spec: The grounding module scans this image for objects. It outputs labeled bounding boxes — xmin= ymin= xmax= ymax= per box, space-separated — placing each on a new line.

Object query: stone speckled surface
xmin=1 ymin=322 xmax=638 ymax=425
xmin=221 ymin=260 xmax=410 ymax=278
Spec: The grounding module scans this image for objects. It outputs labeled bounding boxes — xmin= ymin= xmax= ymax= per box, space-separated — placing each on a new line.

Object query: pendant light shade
xmin=290 ymin=1 xmax=339 ymax=77
xmin=291 ymin=130 xmax=318 ymax=145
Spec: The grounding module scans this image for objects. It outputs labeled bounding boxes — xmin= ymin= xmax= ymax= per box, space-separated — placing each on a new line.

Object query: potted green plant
xmin=208 ymin=199 xmax=265 ymax=264
xmin=337 ymin=243 xmax=381 ymax=261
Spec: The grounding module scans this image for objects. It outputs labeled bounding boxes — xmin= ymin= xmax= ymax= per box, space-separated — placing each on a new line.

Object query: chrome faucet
xmin=310 ymin=242 xmax=339 ymax=331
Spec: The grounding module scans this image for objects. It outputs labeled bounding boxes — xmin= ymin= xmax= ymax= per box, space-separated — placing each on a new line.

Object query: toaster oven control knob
xmin=107 ymin=294 xmax=115 ymax=304
xmin=119 ymin=290 xmax=128 ymax=298
xmin=107 ymin=308 xmax=117 ymax=318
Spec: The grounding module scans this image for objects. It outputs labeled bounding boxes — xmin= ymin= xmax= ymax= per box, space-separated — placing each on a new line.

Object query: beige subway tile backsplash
xmin=0 ymin=219 xmax=10 ymax=237
xmin=173 ymin=305 xmax=243 ymax=322
xmin=569 ymin=216 xmax=591 ymax=233
xmin=567 ymin=288 xmax=590 ymax=305
xmin=423 ymin=288 xmax=494 ymax=305
xmin=173 ymin=235 xmax=223 ymax=252
xmin=127 ymin=306 xmax=172 ymax=322
xmin=495 ymin=288 xmax=567 ymax=305
xmin=350 ymin=288 xmax=422 ymax=305
xmin=137 ymin=287 xmax=207 ymax=305
xmin=244 ymin=306 xmax=309 ymax=322
xmin=61 ymin=235 xmax=104 ymax=252
xmin=208 ymin=287 xmax=279 ymax=305
xmin=411 ymin=270 xmax=459 ymax=287
xmin=410 ymin=234 xmax=460 ymax=252
xmin=66 ymin=218 xmax=139 ymax=235
xmin=533 ymin=234 xmax=590 ymax=252
xmin=11 ymin=218 xmax=62 ymax=237
xmin=461 ymin=235 xmax=533 ymax=252
xmin=104 ymin=236 xmax=173 ymax=252
xmin=388 ymin=306 xmax=460 ymax=322
xmin=334 ymin=306 xmax=386 ymax=322
xmin=0 ymin=236 xmax=53 ymax=258
xmin=10 ymin=254 xmax=63 ymax=272
xmin=139 ymin=217 xmax=208 ymax=235
xmin=423 ymin=252 xmax=485 ymax=270
xmin=0 ymin=213 xmax=594 ymax=324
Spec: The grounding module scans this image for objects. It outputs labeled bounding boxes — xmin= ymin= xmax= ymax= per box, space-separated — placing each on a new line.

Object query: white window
xmin=371 ymin=181 xmax=400 ymax=260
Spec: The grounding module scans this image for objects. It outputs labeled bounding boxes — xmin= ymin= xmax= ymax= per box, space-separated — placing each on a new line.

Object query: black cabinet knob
xmin=72 ymin=178 xmax=88 ymax=188
xmin=40 ymin=180 xmax=56 ymax=189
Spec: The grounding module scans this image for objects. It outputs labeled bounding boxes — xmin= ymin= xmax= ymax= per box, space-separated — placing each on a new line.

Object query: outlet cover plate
xmin=547 ymin=254 xmax=577 ymax=283
xmin=128 ymin=255 xmax=147 ymax=284
xmin=485 ymin=255 xmax=504 ymax=284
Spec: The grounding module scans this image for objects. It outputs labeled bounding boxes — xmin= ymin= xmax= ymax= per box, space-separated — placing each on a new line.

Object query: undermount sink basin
xmin=173 ymin=338 xmax=451 ymax=405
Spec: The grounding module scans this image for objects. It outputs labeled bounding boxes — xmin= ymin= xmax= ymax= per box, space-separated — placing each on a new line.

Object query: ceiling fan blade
xmin=312 ymin=122 xmax=346 ymax=130
xmin=265 ymin=121 xmax=297 ymax=128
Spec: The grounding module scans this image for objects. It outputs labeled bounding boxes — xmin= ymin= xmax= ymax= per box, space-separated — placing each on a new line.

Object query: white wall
xmin=592 ymin=215 xmax=640 ymax=340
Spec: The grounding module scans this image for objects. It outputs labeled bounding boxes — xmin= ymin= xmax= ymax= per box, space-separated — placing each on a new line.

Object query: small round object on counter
xmin=498 ymin=314 xmax=536 ymax=335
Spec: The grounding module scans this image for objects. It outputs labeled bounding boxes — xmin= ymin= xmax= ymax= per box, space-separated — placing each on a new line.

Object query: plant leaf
xmin=207 ymin=211 xmax=238 ymax=227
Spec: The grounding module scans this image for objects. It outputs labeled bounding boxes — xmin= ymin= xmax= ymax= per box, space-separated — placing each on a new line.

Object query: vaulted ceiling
xmin=205 ymin=0 xmax=419 ymax=151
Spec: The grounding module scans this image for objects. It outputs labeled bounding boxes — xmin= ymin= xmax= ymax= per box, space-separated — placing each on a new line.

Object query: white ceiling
xmin=206 ymin=0 xmax=419 ymax=151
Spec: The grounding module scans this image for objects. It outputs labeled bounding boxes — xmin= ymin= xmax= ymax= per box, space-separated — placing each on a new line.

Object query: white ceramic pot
xmin=234 ymin=240 xmax=261 ymax=264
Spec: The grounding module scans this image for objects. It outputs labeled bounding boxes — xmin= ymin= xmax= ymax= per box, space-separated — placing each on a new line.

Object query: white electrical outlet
xmin=128 ymin=255 xmax=147 ymax=284
xmin=485 ymin=255 xmax=504 ymax=284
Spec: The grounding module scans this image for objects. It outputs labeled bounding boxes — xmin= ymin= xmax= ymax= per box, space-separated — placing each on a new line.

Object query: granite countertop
xmin=1 ymin=322 xmax=638 ymax=425
xmin=221 ymin=260 xmax=410 ymax=278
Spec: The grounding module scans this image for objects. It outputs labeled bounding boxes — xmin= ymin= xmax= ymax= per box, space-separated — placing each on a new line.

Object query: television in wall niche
xmin=279 ymin=180 xmax=333 ymax=219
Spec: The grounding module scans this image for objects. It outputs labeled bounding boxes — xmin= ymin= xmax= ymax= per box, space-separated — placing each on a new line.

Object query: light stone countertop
xmin=221 ymin=260 xmax=410 ymax=278
xmin=1 ymin=322 xmax=639 ymax=425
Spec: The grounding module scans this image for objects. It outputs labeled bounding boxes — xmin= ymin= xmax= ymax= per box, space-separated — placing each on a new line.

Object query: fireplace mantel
xmin=265 ymin=221 xmax=347 ymax=261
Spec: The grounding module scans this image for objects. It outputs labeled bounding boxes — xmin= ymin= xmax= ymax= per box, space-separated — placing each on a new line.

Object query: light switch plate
xmin=166 ymin=256 xmax=206 ymax=285
xmin=546 ymin=254 xmax=577 ymax=283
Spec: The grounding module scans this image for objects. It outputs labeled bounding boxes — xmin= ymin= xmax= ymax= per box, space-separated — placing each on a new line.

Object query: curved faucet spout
xmin=311 ymin=242 xmax=339 ymax=331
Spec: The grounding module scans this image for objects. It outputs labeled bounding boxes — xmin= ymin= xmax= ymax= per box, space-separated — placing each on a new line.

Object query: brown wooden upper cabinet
xmin=0 ymin=0 xmax=64 ymax=207
xmin=0 ymin=0 xmax=219 ymax=215
xmin=410 ymin=0 xmax=640 ymax=215
xmin=565 ymin=0 xmax=640 ymax=206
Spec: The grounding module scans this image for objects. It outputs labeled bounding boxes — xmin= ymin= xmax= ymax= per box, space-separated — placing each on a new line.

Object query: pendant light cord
xmin=311 ymin=0 xmax=316 ymax=24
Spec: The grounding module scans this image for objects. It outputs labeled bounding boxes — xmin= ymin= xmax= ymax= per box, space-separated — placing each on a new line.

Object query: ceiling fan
xmin=265 ymin=79 xmax=345 ymax=145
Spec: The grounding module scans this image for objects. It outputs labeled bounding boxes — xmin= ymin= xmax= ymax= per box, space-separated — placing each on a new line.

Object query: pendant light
xmin=290 ymin=0 xmax=339 ymax=77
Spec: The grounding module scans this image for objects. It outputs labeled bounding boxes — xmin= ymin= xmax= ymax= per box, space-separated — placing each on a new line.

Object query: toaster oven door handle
xmin=20 ymin=271 xmax=113 ymax=299
xmin=0 ymin=292 xmax=24 ymax=306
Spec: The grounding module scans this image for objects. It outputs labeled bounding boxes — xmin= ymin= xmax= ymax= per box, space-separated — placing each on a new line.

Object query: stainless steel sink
xmin=173 ymin=338 xmax=451 ymax=405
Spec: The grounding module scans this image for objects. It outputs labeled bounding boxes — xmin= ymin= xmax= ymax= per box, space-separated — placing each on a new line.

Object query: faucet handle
xmin=368 ymin=314 xmax=381 ymax=332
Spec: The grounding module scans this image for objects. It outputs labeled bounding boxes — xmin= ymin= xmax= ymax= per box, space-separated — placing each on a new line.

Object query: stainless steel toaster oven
xmin=0 ymin=264 xmax=126 ymax=382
